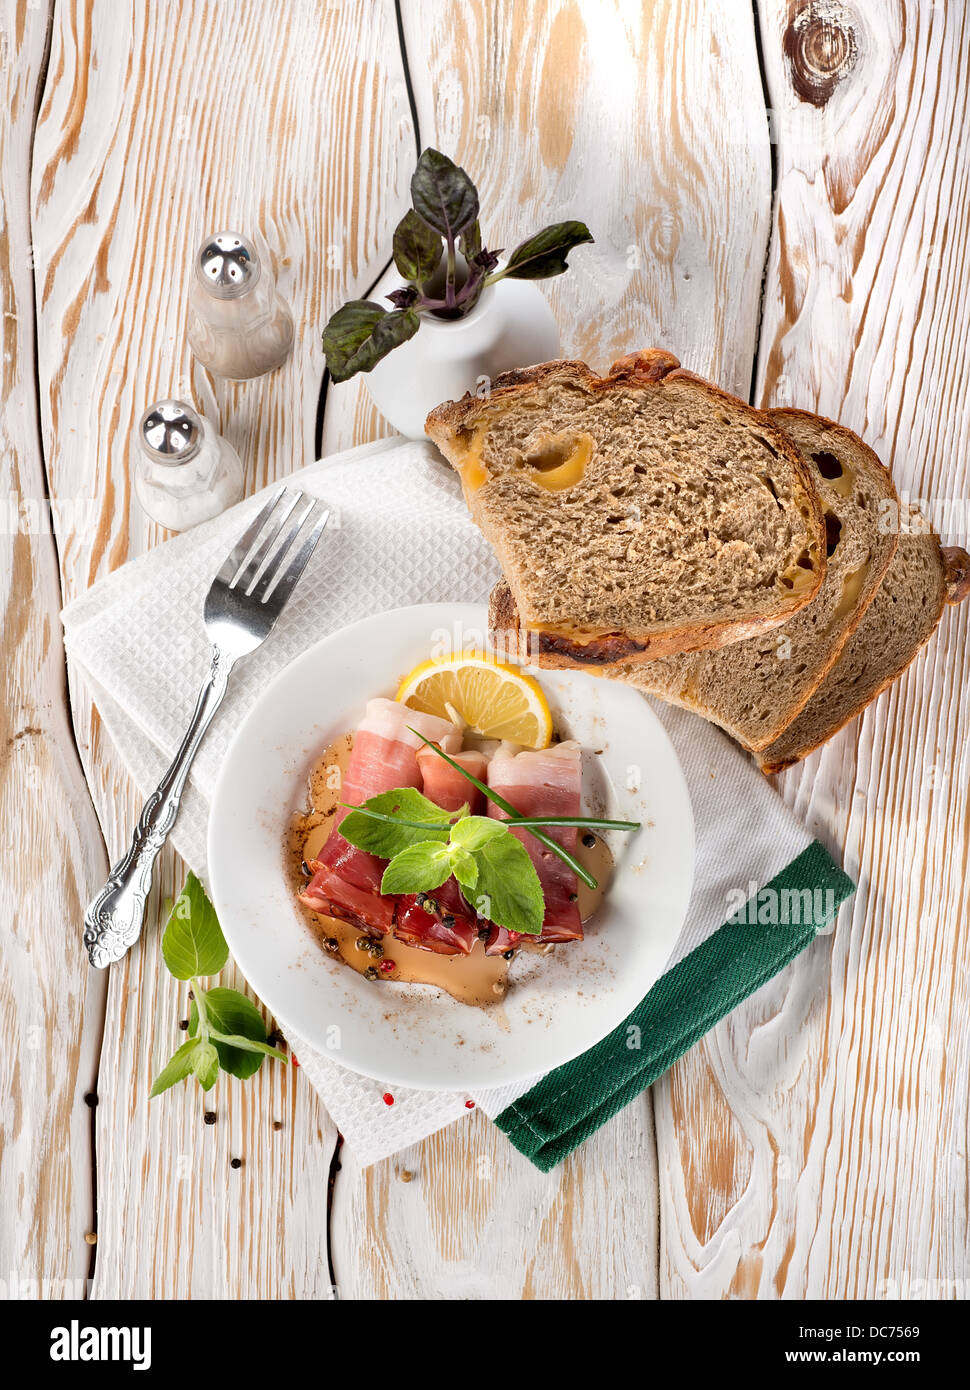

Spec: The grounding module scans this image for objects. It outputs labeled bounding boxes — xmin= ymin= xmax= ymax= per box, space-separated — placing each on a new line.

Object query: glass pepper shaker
xmin=133 ymin=400 xmax=244 ymax=531
xmin=187 ymin=231 xmax=294 ymax=380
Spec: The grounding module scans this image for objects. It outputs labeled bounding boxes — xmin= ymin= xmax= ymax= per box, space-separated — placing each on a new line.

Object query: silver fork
xmin=83 ymin=487 xmax=330 ymax=968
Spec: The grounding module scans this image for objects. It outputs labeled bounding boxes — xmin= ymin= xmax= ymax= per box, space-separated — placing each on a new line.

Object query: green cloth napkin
xmin=493 ymin=841 xmax=853 ymax=1169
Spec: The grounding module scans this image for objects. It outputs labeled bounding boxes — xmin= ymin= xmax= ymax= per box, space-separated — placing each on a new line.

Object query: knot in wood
xmin=784 ymin=1 xmax=858 ymax=107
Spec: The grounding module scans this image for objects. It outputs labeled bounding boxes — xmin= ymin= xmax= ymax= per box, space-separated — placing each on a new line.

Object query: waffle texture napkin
xmin=62 ymin=438 xmax=853 ymax=1168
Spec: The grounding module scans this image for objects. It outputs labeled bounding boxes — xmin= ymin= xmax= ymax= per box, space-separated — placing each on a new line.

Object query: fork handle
xmin=83 ymin=646 xmax=235 ymax=968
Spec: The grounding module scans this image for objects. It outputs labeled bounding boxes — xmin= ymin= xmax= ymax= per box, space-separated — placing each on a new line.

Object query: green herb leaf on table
xmin=498 ymin=221 xmax=595 ymax=281
xmin=380 ymin=842 xmax=455 ymax=896
xmin=392 ymin=208 xmax=443 ymax=285
xmin=149 ymin=1039 xmax=206 ymax=1098
xmin=410 ymin=148 xmax=480 ymax=241
xmin=151 ymin=876 xmax=286 ymax=1099
xmin=339 ymin=786 xmax=458 ymax=858
xmin=191 ymin=1042 xmax=221 ymax=1091
xmin=189 ymin=986 xmax=284 ymax=1081
xmin=161 ymin=871 xmax=229 ymax=980
xmin=321 ymin=301 xmax=420 ymax=382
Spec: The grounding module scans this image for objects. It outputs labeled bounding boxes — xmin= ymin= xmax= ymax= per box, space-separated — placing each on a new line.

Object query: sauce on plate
xmin=287 ymin=732 xmax=613 ymax=1008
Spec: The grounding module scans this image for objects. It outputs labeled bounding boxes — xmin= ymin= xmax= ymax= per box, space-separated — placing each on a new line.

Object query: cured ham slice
xmin=394 ymin=748 xmax=488 ymax=955
xmin=301 ymin=699 xmax=460 ymax=933
xmin=485 ymin=742 xmax=584 ymax=951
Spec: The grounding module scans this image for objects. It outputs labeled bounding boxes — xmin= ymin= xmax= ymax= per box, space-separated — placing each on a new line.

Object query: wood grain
xmin=657 ymin=0 xmax=970 ymax=1298
xmin=328 ymin=0 xmax=773 ymax=1299
xmin=30 ymin=0 xmax=413 ymax=1297
xmin=13 ymin=0 xmax=967 ymax=1302
xmin=0 ymin=0 xmax=109 ymax=1299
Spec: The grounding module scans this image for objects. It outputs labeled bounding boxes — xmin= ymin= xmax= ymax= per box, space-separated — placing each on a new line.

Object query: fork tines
xmin=217 ymin=487 xmax=330 ymax=607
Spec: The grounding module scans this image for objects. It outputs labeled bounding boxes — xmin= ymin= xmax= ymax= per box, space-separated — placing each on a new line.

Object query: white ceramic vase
xmin=363 ymin=271 xmax=561 ymax=439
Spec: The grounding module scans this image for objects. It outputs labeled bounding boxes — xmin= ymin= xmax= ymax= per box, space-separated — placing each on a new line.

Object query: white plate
xmin=208 ymin=603 xmax=695 ymax=1091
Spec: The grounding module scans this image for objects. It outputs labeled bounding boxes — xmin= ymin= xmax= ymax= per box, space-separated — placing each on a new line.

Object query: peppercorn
xmin=230 ymin=1157 xmax=242 ymax=1170
xmin=442 ymin=914 xmax=455 ymax=929
xmin=415 ymin=893 xmax=427 ymax=907
xmin=364 ymin=966 xmax=380 ymax=980
xmin=380 ymin=959 xmax=396 ymax=973
xmin=203 ymin=1111 xmax=216 ymax=1126
xmin=503 ymin=949 xmax=515 ymax=960
xmin=355 ymin=936 xmax=371 ymax=953
xmin=582 ymin=832 xmax=596 ymax=848
xmin=272 ymin=1120 xmax=283 ymax=1132
xmin=324 ymin=937 xmax=339 ymax=953
xmin=569 ymin=892 xmax=579 ymax=903
xmin=368 ymin=940 xmax=384 ymax=958
xmin=179 ymin=1018 xmax=189 ymax=1031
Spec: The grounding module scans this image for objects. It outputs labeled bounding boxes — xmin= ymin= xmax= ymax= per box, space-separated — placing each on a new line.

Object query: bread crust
xmin=488 ymin=579 xmax=798 ymax=670
xmin=758 ymin=538 xmax=970 ymax=774
xmin=430 ymin=349 xmax=828 ymax=666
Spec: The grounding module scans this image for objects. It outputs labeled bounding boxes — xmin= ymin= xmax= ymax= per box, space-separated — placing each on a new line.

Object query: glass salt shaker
xmin=187 ymin=231 xmax=294 ymax=380
xmin=133 ymin=400 xmax=244 ymax=531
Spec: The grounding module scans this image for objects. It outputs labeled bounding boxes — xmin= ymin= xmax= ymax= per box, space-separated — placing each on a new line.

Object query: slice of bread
xmin=756 ymin=529 xmax=970 ymax=773
xmin=427 ymin=350 xmax=827 ymax=667
xmin=621 ymin=411 xmax=900 ymax=749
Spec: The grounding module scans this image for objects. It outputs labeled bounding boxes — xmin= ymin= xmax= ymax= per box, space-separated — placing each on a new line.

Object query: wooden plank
xmin=331 ymin=1105 xmax=659 ymax=1299
xmin=0 ymin=0 xmax=109 ymax=1297
xmin=329 ymin=0 xmax=772 ymax=1298
xmin=31 ymin=0 xmax=413 ymax=1296
xmin=658 ymin=0 xmax=970 ymax=1297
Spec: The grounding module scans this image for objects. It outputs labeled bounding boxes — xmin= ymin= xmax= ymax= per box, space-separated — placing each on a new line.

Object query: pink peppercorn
xmin=383 ymin=1092 xmax=394 ymax=1106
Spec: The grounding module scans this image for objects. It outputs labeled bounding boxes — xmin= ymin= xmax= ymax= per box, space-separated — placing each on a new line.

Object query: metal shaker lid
xmin=195 ymin=231 xmax=260 ymax=299
xmin=138 ymin=400 xmax=202 ymax=464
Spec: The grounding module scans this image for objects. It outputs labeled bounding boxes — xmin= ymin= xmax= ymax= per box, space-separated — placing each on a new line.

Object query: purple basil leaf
xmin=322 ymin=300 xmax=420 ymax=382
xmin=460 ymin=220 xmax=483 ymax=260
xmin=392 ymin=208 xmax=443 ymax=285
xmin=410 ymin=148 xmax=479 ymax=242
xmin=502 ymin=221 xmax=594 ymax=280
xmin=386 ymin=284 xmax=420 ymax=309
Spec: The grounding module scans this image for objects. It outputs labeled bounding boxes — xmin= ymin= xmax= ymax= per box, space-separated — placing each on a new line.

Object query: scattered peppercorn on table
xmin=4 ymin=0 xmax=969 ymax=1299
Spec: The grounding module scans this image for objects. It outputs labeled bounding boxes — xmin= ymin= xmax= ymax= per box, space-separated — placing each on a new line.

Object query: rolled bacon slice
xmin=393 ymin=747 xmax=488 ymax=955
xmin=301 ymin=699 xmax=460 ymax=934
xmin=484 ymin=742 xmax=584 ymax=952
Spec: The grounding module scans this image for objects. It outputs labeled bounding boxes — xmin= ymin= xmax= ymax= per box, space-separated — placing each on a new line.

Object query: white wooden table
xmin=2 ymin=0 xmax=968 ymax=1299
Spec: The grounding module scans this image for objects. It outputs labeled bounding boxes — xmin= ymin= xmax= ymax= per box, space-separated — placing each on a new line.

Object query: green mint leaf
xmin=191 ymin=1041 xmax=221 ymax=1091
xmin=322 ymin=301 xmax=420 ymax=382
xmin=380 ymin=841 xmax=455 ymax=895
xmin=472 ymin=831 xmax=544 ymax=936
xmin=162 ymin=872 xmax=228 ymax=980
xmin=450 ymin=814 xmax=507 ymax=852
xmin=339 ymin=787 xmax=454 ymax=859
xmin=190 ymin=986 xmax=275 ymax=1081
xmin=410 ymin=148 xmax=479 ymax=241
xmin=393 ymin=208 xmax=443 ymax=284
xmin=501 ymin=221 xmax=594 ymax=281
xmin=150 ymin=1039 xmax=204 ymax=1098
xmin=449 ymin=846 xmax=478 ymax=895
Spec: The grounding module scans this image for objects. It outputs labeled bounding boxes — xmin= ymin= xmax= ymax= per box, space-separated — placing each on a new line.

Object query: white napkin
xmin=63 ymin=438 xmax=813 ymax=1164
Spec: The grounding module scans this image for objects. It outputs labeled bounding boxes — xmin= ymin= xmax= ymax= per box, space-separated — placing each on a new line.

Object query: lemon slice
xmin=396 ymin=652 xmax=553 ymax=749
